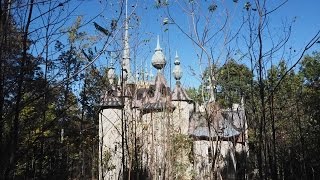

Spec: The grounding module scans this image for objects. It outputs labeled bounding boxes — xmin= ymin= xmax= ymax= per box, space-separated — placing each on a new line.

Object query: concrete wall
xmin=99 ymin=108 xmax=122 ymax=180
xmin=140 ymin=111 xmax=171 ymax=179
xmin=193 ymin=140 xmax=238 ymax=179
xmin=172 ymin=101 xmax=193 ymax=134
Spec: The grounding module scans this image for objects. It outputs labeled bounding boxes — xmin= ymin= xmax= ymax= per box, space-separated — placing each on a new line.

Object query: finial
xmin=151 ymin=35 xmax=166 ymax=71
xmin=173 ymin=51 xmax=182 ymax=82
xmin=156 ymin=35 xmax=161 ymax=50
xmin=122 ymin=0 xmax=135 ymax=84
xmin=174 ymin=51 xmax=180 ymax=65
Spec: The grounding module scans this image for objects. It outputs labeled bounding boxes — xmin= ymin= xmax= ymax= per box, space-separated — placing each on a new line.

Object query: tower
xmin=171 ymin=51 xmax=193 ymax=134
xmin=99 ymin=59 xmax=123 ymax=180
xmin=122 ymin=0 xmax=134 ymax=84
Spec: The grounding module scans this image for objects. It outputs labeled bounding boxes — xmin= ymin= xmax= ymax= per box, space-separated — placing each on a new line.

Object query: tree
xmin=216 ymin=59 xmax=252 ymax=107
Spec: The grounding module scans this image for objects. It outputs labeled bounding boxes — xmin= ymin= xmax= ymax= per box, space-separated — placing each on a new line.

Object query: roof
xmin=189 ymin=104 xmax=246 ymax=140
xmin=132 ymin=87 xmax=149 ymax=108
xmin=101 ymin=96 xmax=123 ymax=109
xmin=142 ymin=101 xmax=174 ymax=113
xmin=222 ymin=108 xmax=246 ymax=130
xmin=100 ymin=85 xmax=123 ymax=109
xmin=171 ymin=84 xmax=193 ymax=102
xmin=141 ymin=72 xmax=174 ymax=113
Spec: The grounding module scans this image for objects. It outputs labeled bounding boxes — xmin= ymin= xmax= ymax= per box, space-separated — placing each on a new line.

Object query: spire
xmin=152 ymin=35 xmax=166 ymax=71
xmin=173 ymin=51 xmax=182 ymax=84
xmin=122 ymin=0 xmax=134 ymax=84
xmin=174 ymin=51 xmax=180 ymax=64
xmin=156 ymin=35 xmax=161 ymax=50
xmin=123 ymin=17 xmax=129 ymax=62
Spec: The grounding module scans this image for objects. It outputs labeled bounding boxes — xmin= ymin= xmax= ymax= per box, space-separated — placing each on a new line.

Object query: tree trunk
xmin=5 ymin=0 xmax=34 ymax=177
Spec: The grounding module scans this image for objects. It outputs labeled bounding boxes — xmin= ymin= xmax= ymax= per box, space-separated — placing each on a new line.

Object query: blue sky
xmin=132 ymin=0 xmax=320 ymax=87
xmin=32 ymin=0 xmax=320 ymax=88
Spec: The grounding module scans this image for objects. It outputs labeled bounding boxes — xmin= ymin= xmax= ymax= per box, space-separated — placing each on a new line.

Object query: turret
xmin=122 ymin=3 xmax=134 ymax=84
xmin=172 ymin=51 xmax=192 ymax=102
xmin=142 ymin=35 xmax=174 ymax=113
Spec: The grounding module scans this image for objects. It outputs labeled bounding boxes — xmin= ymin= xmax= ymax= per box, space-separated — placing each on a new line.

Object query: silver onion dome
xmin=173 ymin=51 xmax=182 ymax=81
xmin=151 ymin=35 xmax=166 ymax=70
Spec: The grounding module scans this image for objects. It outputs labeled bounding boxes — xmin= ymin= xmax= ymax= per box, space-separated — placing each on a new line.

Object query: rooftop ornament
xmin=151 ymin=35 xmax=166 ymax=71
xmin=173 ymin=51 xmax=182 ymax=84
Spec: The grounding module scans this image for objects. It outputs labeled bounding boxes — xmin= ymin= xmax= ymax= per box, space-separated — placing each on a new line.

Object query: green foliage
xmin=216 ymin=59 xmax=252 ymax=107
xmin=192 ymin=60 xmax=251 ymax=106
xmin=170 ymin=134 xmax=193 ymax=179
xmin=301 ymin=52 xmax=320 ymax=87
xmin=102 ymin=149 xmax=116 ymax=172
xmin=186 ymin=87 xmax=202 ymax=103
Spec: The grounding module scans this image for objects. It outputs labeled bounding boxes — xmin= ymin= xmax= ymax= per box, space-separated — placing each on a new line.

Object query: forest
xmin=1 ymin=0 xmax=320 ymax=179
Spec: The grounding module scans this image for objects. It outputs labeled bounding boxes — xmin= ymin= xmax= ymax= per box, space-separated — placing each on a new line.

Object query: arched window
xmin=161 ymin=85 xmax=167 ymax=96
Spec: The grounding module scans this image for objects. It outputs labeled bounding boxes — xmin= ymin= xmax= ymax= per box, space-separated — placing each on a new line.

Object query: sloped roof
xmin=191 ymin=122 xmax=240 ymax=139
xmin=141 ymin=72 xmax=174 ymax=113
xmin=101 ymin=96 xmax=123 ymax=108
xmin=100 ymin=86 xmax=123 ymax=109
xmin=222 ymin=108 xmax=246 ymax=131
xmin=171 ymin=84 xmax=193 ymax=102
xmin=189 ymin=104 xmax=246 ymax=140
xmin=132 ymin=87 xmax=149 ymax=108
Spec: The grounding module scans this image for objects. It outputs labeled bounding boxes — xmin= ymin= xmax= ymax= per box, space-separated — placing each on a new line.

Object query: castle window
xmin=161 ymin=85 xmax=166 ymax=96
xmin=148 ymin=87 xmax=155 ymax=97
xmin=137 ymin=92 xmax=143 ymax=100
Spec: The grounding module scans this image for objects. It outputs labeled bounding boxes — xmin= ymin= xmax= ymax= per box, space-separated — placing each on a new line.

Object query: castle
xmin=98 ymin=14 xmax=248 ymax=180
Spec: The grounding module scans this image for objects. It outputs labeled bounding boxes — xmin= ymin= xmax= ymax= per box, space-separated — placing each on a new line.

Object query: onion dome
xmin=173 ymin=51 xmax=182 ymax=81
xmin=151 ymin=35 xmax=166 ymax=70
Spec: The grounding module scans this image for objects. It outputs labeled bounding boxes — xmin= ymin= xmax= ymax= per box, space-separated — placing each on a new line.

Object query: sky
xmin=31 ymin=0 xmax=320 ymax=89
